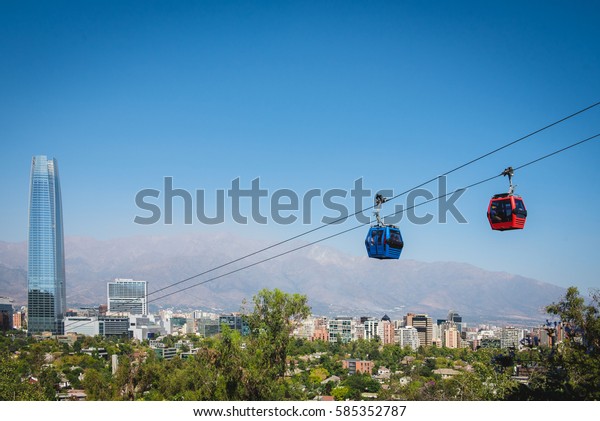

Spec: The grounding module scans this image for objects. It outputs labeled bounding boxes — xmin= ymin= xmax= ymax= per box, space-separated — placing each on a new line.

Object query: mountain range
xmin=0 ymin=232 xmax=566 ymax=324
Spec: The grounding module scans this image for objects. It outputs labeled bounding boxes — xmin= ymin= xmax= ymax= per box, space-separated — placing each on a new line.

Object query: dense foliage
xmin=1 ymin=287 xmax=598 ymax=401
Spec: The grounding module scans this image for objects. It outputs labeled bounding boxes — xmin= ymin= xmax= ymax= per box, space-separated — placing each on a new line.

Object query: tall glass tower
xmin=27 ymin=156 xmax=66 ymax=335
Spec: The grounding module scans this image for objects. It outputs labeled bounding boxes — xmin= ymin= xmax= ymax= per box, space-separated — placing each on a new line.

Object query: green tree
xmin=331 ymin=385 xmax=351 ymax=401
xmin=341 ymin=373 xmax=380 ymax=399
xmin=308 ymin=367 xmax=329 ymax=385
xmin=134 ymin=350 xmax=166 ymax=400
xmin=245 ymin=289 xmax=311 ymax=383
xmin=0 ymin=353 xmax=47 ymax=400
xmin=82 ymin=368 xmax=113 ymax=400
xmin=39 ymin=366 xmax=61 ymax=400
xmin=113 ymin=355 xmax=135 ymax=400
xmin=520 ymin=287 xmax=600 ymax=400
xmin=546 ymin=287 xmax=600 ymax=353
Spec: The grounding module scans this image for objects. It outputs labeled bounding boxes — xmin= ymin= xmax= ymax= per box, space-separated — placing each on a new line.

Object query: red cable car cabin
xmin=487 ymin=193 xmax=527 ymax=231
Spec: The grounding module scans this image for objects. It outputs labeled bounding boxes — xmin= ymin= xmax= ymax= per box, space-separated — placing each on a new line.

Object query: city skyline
xmin=27 ymin=155 xmax=66 ymax=335
xmin=0 ymin=227 xmax=574 ymax=324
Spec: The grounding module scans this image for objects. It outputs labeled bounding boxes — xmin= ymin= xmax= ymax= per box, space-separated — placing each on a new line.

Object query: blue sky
xmin=1 ymin=1 xmax=599 ymax=292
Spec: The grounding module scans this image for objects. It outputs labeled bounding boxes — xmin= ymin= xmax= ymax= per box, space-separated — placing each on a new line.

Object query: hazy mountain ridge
xmin=0 ymin=233 xmax=565 ymax=323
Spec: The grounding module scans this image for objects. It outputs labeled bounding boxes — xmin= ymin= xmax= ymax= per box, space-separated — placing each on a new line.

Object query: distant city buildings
xmin=27 ymin=155 xmax=67 ymax=335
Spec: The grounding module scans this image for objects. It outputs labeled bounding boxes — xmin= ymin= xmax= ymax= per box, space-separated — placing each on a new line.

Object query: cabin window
xmin=514 ymin=199 xmax=527 ymax=218
xmin=490 ymin=200 xmax=512 ymax=223
xmin=387 ymin=230 xmax=404 ymax=249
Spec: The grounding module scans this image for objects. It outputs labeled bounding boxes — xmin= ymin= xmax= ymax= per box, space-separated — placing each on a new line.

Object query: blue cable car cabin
xmin=365 ymin=226 xmax=404 ymax=259
xmin=487 ymin=193 xmax=527 ymax=231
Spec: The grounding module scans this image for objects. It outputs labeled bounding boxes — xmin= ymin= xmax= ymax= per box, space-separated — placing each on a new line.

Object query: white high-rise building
xmin=364 ymin=318 xmax=379 ymax=341
xmin=397 ymin=326 xmax=420 ymax=350
xmin=500 ymin=326 xmax=520 ymax=349
xmin=328 ymin=317 xmax=355 ymax=343
xmin=107 ymin=278 xmax=148 ymax=315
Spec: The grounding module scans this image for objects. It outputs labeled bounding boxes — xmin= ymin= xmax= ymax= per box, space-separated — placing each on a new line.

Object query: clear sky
xmin=1 ymin=1 xmax=599 ymax=292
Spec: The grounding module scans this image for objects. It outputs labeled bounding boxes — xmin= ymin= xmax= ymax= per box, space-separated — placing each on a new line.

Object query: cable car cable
xmin=64 ymin=131 xmax=599 ymax=332
xmin=147 ymin=132 xmax=599 ymax=304
xmin=66 ymin=102 xmax=600 ymax=333
xmin=142 ymin=101 xmax=600 ymax=300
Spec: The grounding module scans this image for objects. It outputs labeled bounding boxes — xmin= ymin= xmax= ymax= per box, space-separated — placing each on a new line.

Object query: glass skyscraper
xmin=27 ymin=155 xmax=66 ymax=335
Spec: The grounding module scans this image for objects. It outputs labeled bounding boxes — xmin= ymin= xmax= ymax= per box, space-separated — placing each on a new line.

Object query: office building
xmin=396 ymin=326 xmax=420 ymax=350
xmin=311 ymin=316 xmax=329 ymax=341
xmin=27 ymin=156 xmax=66 ymax=335
xmin=379 ymin=315 xmax=395 ymax=345
xmin=328 ymin=317 xmax=355 ymax=343
xmin=0 ymin=297 xmax=14 ymax=331
xmin=129 ymin=314 xmax=166 ymax=340
xmin=100 ymin=315 xmax=130 ymax=337
xmin=13 ymin=312 xmax=23 ymax=329
xmin=447 ymin=310 xmax=463 ymax=333
xmin=64 ymin=315 xmax=130 ymax=337
xmin=219 ymin=313 xmax=250 ymax=336
xmin=405 ymin=313 xmax=433 ymax=347
xmin=363 ymin=318 xmax=379 ymax=341
xmin=65 ymin=316 xmax=101 ymax=337
xmin=442 ymin=322 xmax=461 ymax=348
xmin=501 ymin=326 xmax=520 ymax=349
xmin=107 ymin=278 xmax=148 ymax=315
xmin=197 ymin=317 xmax=220 ymax=337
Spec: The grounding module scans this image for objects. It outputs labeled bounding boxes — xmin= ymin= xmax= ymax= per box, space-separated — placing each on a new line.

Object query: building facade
xmin=363 ymin=318 xmax=379 ymax=341
xmin=12 ymin=312 xmax=23 ymax=329
xmin=219 ymin=313 xmax=250 ymax=336
xmin=442 ymin=322 xmax=461 ymax=348
xmin=64 ymin=315 xmax=130 ymax=337
xmin=379 ymin=318 xmax=396 ymax=345
xmin=27 ymin=156 xmax=66 ymax=335
xmin=0 ymin=297 xmax=14 ymax=331
xmin=328 ymin=317 xmax=355 ymax=343
xmin=107 ymin=278 xmax=148 ymax=315
xmin=396 ymin=326 xmax=420 ymax=350
xmin=406 ymin=313 xmax=433 ymax=347
xmin=343 ymin=359 xmax=374 ymax=375
xmin=500 ymin=326 xmax=520 ymax=349
xmin=447 ymin=310 xmax=463 ymax=332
